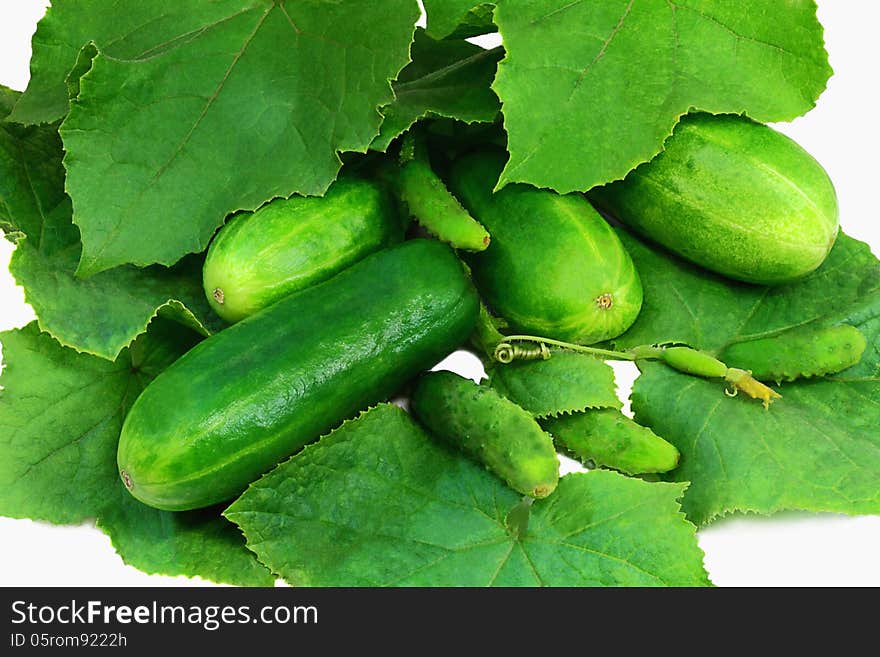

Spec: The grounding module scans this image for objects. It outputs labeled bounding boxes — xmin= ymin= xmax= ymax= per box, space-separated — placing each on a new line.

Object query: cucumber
xmin=544 ymin=409 xmax=680 ymax=475
xmin=449 ymin=148 xmax=643 ymax=345
xmin=660 ymin=347 xmax=728 ymax=379
xmin=203 ymin=176 xmax=401 ymax=322
xmin=118 ymin=239 xmax=479 ymax=511
xmin=630 ymin=344 xmax=782 ymax=408
xmin=720 ymin=324 xmax=867 ymax=382
xmin=398 ymin=154 xmax=491 ymax=252
xmin=590 ymin=113 xmax=839 ymax=285
xmin=410 ymin=371 xmax=559 ymax=498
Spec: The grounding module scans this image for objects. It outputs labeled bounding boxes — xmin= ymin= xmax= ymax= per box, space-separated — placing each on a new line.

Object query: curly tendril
xmin=493 ymin=341 xmax=551 ymax=364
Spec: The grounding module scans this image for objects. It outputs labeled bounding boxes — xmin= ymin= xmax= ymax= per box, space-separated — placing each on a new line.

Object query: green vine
xmin=488 ymin=334 xmax=781 ymax=409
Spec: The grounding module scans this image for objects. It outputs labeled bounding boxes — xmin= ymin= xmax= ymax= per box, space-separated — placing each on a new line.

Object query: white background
xmin=1 ymin=1 xmax=878 ymax=587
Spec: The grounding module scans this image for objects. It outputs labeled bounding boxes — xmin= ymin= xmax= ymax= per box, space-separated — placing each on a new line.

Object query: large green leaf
xmin=226 ymin=404 xmax=710 ymax=586
xmin=0 ymin=321 xmax=272 ymax=585
xmin=0 ymin=323 xmax=149 ymax=524
xmin=615 ymin=232 xmax=880 ymax=354
xmin=373 ymin=29 xmax=502 ymax=152
xmin=0 ymin=91 xmax=221 ymax=360
xmin=9 ymin=0 xmax=247 ymax=125
xmin=618 ymin=231 xmax=880 ymax=525
xmin=54 ymin=0 xmax=418 ymax=275
xmin=633 ymin=361 xmax=880 ymax=526
xmin=493 ymin=0 xmax=832 ymax=192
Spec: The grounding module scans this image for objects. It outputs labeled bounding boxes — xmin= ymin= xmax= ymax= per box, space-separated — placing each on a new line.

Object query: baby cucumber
xmin=410 ymin=371 xmax=559 ymax=498
xmin=118 ymin=240 xmax=479 ymax=511
xmin=203 ymin=176 xmax=401 ymax=323
xmin=398 ymin=133 xmax=490 ymax=252
xmin=449 ymin=148 xmax=643 ymax=345
xmin=660 ymin=347 xmax=728 ymax=379
xmin=543 ymin=409 xmax=680 ymax=475
xmin=630 ymin=344 xmax=782 ymax=408
xmin=590 ymin=113 xmax=839 ymax=285
xmin=720 ymin=324 xmax=867 ymax=382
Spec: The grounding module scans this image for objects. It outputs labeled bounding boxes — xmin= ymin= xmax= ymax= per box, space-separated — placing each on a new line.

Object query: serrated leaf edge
xmin=493 ymin=1 xmax=832 ymax=193
xmin=488 ymin=373 xmax=621 ymax=419
xmin=25 ymin=289 xmax=212 ymax=361
xmin=222 ymin=402 xmax=402 ymax=584
xmin=225 ymin=404 xmax=714 ymax=586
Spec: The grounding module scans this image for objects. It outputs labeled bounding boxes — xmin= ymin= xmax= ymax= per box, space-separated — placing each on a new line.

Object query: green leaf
xmin=618 ymin=231 xmax=880 ymax=524
xmin=0 ymin=100 xmax=222 ymax=360
xmin=837 ymin=296 xmax=880 ymax=378
xmin=423 ymin=1 xmax=496 ymax=40
xmin=9 ymin=0 xmax=250 ymax=125
xmin=373 ymin=29 xmax=502 ymax=152
xmin=492 ymin=0 xmax=832 ymax=192
xmin=633 ymin=361 xmax=880 ymax=526
xmin=56 ymin=0 xmax=419 ymax=275
xmin=97 ymin=487 xmax=273 ymax=586
xmin=225 ymin=404 xmax=710 ymax=586
xmin=615 ymin=232 xmax=880 ymax=353
xmin=0 ymin=96 xmax=64 ymax=244
xmin=0 ymin=323 xmax=150 ymax=524
xmin=0 ymin=321 xmax=271 ymax=585
xmin=489 ymin=350 xmax=621 ymax=417
xmin=0 ymin=86 xmax=18 ymax=118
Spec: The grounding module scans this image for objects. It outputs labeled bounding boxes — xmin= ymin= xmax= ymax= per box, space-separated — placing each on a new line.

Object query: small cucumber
xmin=720 ymin=324 xmax=867 ymax=383
xmin=449 ymin=148 xmax=643 ymax=345
xmin=410 ymin=371 xmax=559 ymax=498
xmin=203 ymin=176 xmax=401 ymax=322
xmin=660 ymin=347 xmax=728 ymax=379
xmin=631 ymin=344 xmax=782 ymax=408
xmin=398 ymin=154 xmax=491 ymax=252
xmin=118 ymin=240 xmax=479 ymax=511
xmin=543 ymin=409 xmax=680 ymax=475
xmin=590 ymin=113 xmax=839 ymax=285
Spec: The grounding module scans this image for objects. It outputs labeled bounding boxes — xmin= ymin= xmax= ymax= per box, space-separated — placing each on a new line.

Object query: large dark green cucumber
xmin=410 ymin=371 xmax=559 ymax=498
xmin=203 ymin=176 xmax=401 ymax=322
xmin=119 ymin=240 xmax=479 ymax=511
xmin=590 ymin=113 xmax=839 ymax=285
xmin=449 ymin=148 xmax=643 ymax=345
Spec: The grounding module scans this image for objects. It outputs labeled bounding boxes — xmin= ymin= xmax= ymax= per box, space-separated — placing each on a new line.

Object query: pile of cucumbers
xmin=118 ymin=112 xmax=859 ymax=512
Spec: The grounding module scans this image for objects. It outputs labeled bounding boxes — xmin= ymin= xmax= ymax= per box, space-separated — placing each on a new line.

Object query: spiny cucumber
xmin=720 ymin=324 xmax=867 ymax=382
xmin=410 ymin=370 xmax=559 ymax=498
xmin=543 ymin=409 xmax=680 ymax=475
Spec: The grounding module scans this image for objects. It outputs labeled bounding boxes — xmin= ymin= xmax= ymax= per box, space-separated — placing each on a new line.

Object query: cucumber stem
xmin=471 ymin=303 xmax=509 ymax=357
xmin=487 ymin=334 xmax=781 ymax=408
xmin=505 ymin=496 xmax=534 ymax=539
xmin=497 ymin=335 xmax=637 ymax=362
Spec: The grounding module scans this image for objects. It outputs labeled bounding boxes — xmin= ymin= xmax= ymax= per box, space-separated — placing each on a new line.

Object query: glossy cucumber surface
xmin=449 ymin=149 xmax=643 ymax=345
xmin=203 ymin=176 xmax=401 ymax=322
xmin=119 ymin=239 xmax=479 ymax=511
xmin=590 ymin=113 xmax=839 ymax=285
xmin=410 ymin=371 xmax=559 ymax=498
xmin=661 ymin=347 xmax=729 ymax=379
